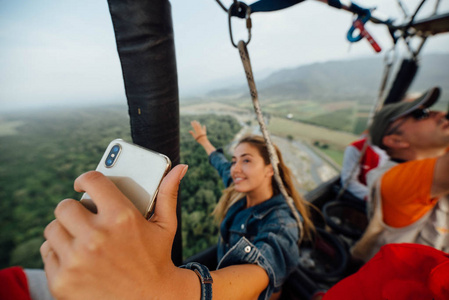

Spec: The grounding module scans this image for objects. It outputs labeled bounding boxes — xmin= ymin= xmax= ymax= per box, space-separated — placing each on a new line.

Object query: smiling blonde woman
xmin=189 ymin=120 xmax=314 ymax=299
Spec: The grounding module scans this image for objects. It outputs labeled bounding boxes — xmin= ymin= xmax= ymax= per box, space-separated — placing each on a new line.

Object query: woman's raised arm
xmin=189 ymin=120 xmax=217 ymax=155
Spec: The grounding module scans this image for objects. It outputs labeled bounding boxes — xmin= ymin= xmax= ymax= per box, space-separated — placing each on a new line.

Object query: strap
xmin=181 ymin=263 xmax=213 ymax=300
xmin=249 ymin=0 xmax=304 ymax=14
xmin=216 ymin=0 xmax=304 ymax=16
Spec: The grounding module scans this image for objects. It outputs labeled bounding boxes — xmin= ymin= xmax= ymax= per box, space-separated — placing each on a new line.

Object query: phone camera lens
xmin=105 ymin=144 xmax=121 ymax=168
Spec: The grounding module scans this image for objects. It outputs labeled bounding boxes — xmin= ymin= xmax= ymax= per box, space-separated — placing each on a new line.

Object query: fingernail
xmin=179 ymin=164 xmax=189 ymax=181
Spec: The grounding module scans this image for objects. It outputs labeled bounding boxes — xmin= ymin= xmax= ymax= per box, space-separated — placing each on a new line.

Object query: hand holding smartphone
xmin=80 ymin=139 xmax=171 ymax=219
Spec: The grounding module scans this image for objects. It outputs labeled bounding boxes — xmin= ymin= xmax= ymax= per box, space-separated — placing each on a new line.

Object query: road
xmin=230 ymin=124 xmax=339 ymax=193
xmin=181 ymin=103 xmax=340 ymax=193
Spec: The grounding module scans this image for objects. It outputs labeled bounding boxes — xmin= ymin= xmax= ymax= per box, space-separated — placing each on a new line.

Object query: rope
xmin=407 ymin=0 xmax=427 ymax=28
xmin=215 ymin=0 xmax=229 ymax=12
xmin=237 ymin=40 xmax=304 ymax=243
xmin=368 ymin=48 xmax=395 ymax=126
xmin=337 ymin=47 xmax=395 ymax=201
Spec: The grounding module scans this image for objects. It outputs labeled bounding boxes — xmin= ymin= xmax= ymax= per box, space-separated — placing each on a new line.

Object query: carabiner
xmin=347 ymin=11 xmax=371 ymax=43
xmin=228 ymin=2 xmax=252 ymax=48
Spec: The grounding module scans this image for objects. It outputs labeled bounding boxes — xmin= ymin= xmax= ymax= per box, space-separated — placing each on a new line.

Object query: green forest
xmin=0 ymin=106 xmax=241 ymax=269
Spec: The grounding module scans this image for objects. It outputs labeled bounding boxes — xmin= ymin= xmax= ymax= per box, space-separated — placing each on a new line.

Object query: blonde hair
xmin=212 ymin=135 xmax=314 ymax=240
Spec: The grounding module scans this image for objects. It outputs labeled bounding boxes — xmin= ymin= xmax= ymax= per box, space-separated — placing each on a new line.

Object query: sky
xmin=1 ymin=0 xmax=448 ymax=111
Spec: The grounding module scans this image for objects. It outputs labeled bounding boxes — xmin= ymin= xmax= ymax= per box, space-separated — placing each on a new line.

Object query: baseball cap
xmin=369 ymin=87 xmax=441 ymax=148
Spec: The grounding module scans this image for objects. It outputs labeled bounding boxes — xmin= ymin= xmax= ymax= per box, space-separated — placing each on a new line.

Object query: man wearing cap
xmin=351 ymin=86 xmax=449 ymax=261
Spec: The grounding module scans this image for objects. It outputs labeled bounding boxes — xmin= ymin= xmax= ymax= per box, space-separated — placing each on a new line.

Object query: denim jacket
xmin=209 ymin=149 xmax=300 ymax=300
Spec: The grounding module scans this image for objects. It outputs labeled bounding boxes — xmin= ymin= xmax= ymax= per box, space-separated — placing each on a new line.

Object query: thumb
xmin=151 ymin=164 xmax=188 ymax=227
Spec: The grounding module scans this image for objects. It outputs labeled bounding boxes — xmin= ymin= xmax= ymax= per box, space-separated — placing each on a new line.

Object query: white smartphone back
xmin=80 ymin=139 xmax=171 ymax=219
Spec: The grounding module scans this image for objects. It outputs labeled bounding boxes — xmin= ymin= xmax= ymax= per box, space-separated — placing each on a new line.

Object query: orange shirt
xmin=381 ymin=158 xmax=439 ymax=227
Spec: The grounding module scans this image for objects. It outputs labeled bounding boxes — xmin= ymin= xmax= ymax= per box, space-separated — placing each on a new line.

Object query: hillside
xmin=206 ymin=53 xmax=449 ymax=104
xmin=200 ymin=53 xmax=449 ymax=134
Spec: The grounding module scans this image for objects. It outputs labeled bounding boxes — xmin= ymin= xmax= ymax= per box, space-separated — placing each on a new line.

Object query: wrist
xmin=181 ymin=263 xmax=213 ymax=300
xmin=195 ymin=134 xmax=207 ymax=142
xmin=162 ymin=266 xmax=201 ymax=299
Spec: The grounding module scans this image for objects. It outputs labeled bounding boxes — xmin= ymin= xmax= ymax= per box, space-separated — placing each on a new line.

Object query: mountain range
xmin=205 ymin=53 xmax=449 ymax=105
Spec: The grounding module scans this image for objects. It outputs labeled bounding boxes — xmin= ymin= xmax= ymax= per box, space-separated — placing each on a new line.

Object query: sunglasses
xmin=385 ymin=108 xmax=431 ymax=136
xmin=409 ymin=108 xmax=431 ymax=120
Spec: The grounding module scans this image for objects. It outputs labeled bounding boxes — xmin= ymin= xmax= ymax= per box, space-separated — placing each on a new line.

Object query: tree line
xmin=0 ymin=107 xmax=241 ymax=268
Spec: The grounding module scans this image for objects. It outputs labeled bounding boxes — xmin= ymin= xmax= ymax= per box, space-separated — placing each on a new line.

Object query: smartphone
xmin=80 ymin=139 xmax=171 ymax=219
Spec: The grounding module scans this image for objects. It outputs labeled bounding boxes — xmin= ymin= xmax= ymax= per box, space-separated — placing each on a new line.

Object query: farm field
xmin=182 ymin=101 xmax=359 ymax=166
xmin=268 ymin=116 xmax=358 ymax=149
xmin=201 ymin=96 xmax=369 ymax=135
